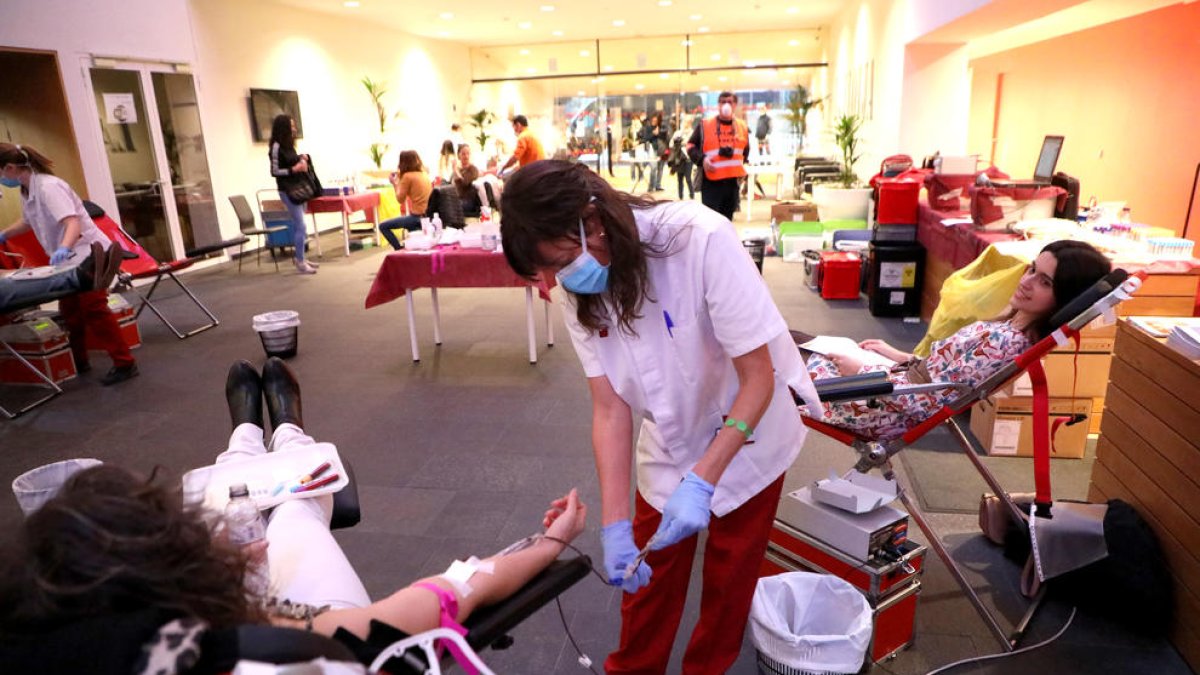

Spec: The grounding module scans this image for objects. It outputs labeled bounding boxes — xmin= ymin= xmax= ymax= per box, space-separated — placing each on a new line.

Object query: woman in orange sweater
xmin=379 ymin=150 xmax=432 ymax=250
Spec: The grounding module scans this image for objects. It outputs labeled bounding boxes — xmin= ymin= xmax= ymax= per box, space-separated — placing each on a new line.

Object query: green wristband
xmin=724 ymin=417 xmax=754 ymax=440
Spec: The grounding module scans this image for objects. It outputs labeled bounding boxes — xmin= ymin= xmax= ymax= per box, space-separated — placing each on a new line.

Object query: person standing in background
xmin=687 ymin=91 xmax=751 ymax=222
xmin=268 ymin=114 xmax=318 ymax=275
xmin=0 ymin=143 xmax=140 ymax=384
xmin=500 ymin=115 xmax=545 ymax=176
xmin=667 ymin=116 xmax=694 ymax=200
xmin=643 ymin=111 xmax=668 ymax=193
xmin=435 ymin=140 xmax=457 ymax=185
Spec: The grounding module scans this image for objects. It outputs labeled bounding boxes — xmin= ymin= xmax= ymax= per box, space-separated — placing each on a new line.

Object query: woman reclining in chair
xmin=0 ymin=358 xmax=586 ymax=674
xmin=803 ymin=240 xmax=1112 ymax=440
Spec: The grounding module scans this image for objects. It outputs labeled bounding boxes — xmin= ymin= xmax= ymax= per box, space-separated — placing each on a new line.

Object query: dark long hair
xmin=501 ymin=160 xmax=662 ymax=334
xmin=269 ymin=114 xmax=295 ymax=150
xmin=397 ymin=150 xmax=425 ymax=176
xmin=0 ymin=465 xmax=265 ymax=634
xmin=0 ymin=143 xmax=55 ymax=175
xmin=1001 ymin=240 xmax=1112 ymax=339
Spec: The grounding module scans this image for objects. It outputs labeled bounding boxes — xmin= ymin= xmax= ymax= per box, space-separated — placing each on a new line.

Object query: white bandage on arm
xmin=438 ymin=556 xmax=496 ymax=598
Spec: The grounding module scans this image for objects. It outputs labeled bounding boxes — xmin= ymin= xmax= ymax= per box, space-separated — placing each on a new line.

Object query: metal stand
xmin=129 ymin=270 xmax=220 ymax=339
xmin=0 ymin=339 xmax=63 ymax=418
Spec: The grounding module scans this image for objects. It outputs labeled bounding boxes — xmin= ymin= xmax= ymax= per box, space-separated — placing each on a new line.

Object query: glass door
xmin=88 ymin=61 xmax=218 ymax=262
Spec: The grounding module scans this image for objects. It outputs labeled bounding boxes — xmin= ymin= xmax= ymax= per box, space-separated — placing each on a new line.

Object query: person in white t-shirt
xmin=0 ymin=143 xmax=139 ymax=385
xmin=500 ymin=160 xmax=820 ymax=674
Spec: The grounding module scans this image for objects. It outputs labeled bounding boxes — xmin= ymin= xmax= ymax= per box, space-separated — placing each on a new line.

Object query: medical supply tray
xmin=182 ymin=442 xmax=348 ymax=513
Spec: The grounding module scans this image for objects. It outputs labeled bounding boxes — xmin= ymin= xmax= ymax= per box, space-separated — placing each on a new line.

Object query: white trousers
xmin=217 ymin=423 xmax=371 ymax=609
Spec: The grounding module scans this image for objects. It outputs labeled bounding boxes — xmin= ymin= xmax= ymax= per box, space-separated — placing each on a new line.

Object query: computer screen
xmin=1034 ymin=135 xmax=1064 ymax=182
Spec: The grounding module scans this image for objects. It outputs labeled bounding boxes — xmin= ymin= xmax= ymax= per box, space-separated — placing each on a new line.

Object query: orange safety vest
xmin=701 ymin=116 xmax=749 ymax=181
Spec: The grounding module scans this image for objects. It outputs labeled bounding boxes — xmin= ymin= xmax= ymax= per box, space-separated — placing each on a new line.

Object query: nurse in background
xmin=501 ymin=160 xmax=819 ymax=674
xmin=0 ymin=143 xmax=139 ymax=386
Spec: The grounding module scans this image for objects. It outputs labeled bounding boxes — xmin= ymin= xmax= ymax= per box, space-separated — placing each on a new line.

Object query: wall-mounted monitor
xmin=249 ymin=89 xmax=302 ymax=143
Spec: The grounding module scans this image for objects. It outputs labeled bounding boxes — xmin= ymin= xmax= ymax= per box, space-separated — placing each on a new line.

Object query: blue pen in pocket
xmin=663 ymin=310 xmax=674 ymax=338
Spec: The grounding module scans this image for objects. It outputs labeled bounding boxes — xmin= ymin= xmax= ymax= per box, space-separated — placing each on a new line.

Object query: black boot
xmin=263 ymin=357 xmax=303 ymax=429
xmin=225 ymin=360 xmax=263 ymax=430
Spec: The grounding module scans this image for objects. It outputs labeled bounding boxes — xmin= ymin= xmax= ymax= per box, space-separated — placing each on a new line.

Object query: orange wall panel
xmin=967 ymin=3 xmax=1200 ymax=239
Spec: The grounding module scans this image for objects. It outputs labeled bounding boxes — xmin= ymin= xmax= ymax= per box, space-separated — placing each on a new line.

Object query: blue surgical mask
xmin=0 ymin=176 xmax=19 ymax=188
xmin=557 ymin=219 xmax=609 ymax=295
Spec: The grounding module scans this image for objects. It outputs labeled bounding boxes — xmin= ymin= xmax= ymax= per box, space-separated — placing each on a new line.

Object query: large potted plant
xmin=783 ymin=84 xmax=822 ymax=152
xmin=812 ymin=113 xmax=873 ymax=221
xmin=467 ymin=108 xmax=497 ymax=156
xmin=361 ymin=76 xmax=398 ymax=180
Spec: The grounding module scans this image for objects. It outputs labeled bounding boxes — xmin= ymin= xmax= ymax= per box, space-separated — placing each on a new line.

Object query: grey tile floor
xmin=0 ymin=201 xmax=1191 ymax=674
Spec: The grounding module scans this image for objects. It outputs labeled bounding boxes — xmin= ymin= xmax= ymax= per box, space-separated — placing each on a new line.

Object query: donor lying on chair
xmin=803 ymin=241 xmax=1111 ymax=440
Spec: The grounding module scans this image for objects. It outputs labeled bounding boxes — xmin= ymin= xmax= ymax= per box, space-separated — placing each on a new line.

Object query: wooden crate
xmin=1089 ymin=320 xmax=1200 ymax=671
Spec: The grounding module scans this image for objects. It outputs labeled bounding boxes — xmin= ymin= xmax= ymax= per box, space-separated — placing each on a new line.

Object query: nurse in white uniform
xmin=501 ymin=160 xmax=819 ymax=674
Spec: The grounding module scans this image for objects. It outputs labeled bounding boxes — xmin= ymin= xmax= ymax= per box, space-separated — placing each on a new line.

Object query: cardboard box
xmin=970 ymin=395 xmax=1091 ymax=458
xmin=1009 ymin=352 xmax=1112 ymax=398
xmin=771 ymin=200 xmax=819 ymax=224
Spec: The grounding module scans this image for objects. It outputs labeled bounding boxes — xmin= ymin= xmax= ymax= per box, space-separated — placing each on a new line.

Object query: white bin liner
xmin=12 ymin=458 xmax=103 ymax=516
xmin=750 ymin=572 xmax=872 ymax=674
xmin=252 ymin=310 xmax=301 ymax=333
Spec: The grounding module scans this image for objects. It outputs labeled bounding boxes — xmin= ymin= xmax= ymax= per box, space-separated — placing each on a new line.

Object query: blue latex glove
xmin=650 ymin=471 xmax=715 ymax=550
xmin=601 ymin=519 xmax=652 ymax=593
xmin=0 ymin=232 xmax=7 ymax=245
xmin=50 ymin=246 xmax=72 ymax=266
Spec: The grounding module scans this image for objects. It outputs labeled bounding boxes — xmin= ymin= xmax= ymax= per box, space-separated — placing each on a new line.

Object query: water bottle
xmin=224 ymin=483 xmax=265 ymax=546
xmin=431 ymin=213 xmax=444 ymax=242
xmin=420 ymin=217 xmax=432 ymax=237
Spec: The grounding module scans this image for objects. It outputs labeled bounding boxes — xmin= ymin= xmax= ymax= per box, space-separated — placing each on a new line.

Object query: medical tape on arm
xmin=438 ymin=556 xmax=495 ymax=598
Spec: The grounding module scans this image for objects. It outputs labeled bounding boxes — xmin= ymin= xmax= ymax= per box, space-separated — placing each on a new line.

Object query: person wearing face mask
xmin=686 ymin=91 xmax=751 ymax=222
xmin=0 ymin=143 xmax=139 ymax=385
xmin=500 ymin=161 xmax=820 ymax=675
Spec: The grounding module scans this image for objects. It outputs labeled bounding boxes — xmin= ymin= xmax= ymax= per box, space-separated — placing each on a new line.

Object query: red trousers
xmin=59 ymin=290 xmax=135 ymax=368
xmin=605 ymin=474 xmax=785 ymax=675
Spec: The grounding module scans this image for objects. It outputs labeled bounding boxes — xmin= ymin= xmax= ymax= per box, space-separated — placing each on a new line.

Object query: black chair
xmin=425 ymin=185 xmax=466 ymax=229
xmin=229 ymin=195 xmax=286 ymax=272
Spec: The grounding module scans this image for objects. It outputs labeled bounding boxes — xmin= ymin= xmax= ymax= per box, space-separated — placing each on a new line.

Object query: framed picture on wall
xmin=249 ymin=89 xmax=302 ymax=142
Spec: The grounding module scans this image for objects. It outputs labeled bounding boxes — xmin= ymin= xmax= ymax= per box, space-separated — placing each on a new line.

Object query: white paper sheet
xmin=800 ymin=335 xmax=897 ymax=368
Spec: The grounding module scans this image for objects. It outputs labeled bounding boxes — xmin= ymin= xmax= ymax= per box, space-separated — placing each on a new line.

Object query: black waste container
xmin=867 ymin=242 xmax=925 ymax=317
xmin=742 ymin=238 xmax=767 ymax=274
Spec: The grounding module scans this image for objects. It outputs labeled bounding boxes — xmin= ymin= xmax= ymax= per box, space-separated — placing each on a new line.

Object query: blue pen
xmin=663 ymin=310 xmax=674 ymax=338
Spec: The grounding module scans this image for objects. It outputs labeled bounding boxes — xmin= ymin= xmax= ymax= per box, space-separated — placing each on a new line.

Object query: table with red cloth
xmin=365 ymin=245 xmax=557 ymax=363
xmin=306 ymin=191 xmax=381 ymax=258
xmin=916 ymin=201 xmax=1020 ymax=320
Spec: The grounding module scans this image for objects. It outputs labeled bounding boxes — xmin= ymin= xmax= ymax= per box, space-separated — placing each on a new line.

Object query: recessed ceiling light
xmin=552 ymin=30 xmax=564 ymax=36
xmin=698 ymin=26 xmax=710 ymax=33
xmin=526 ymin=67 xmax=536 ymax=73
xmin=680 ymin=39 xmax=692 ymax=46
xmin=518 ymin=21 xmax=532 ymax=29
xmin=438 ymin=11 xmax=453 ymax=19
xmin=700 ymin=85 xmax=710 ymax=91
xmin=658 ymin=0 xmax=672 ymax=5
xmin=660 ymin=73 xmax=669 ymax=79
xmin=612 ymin=19 xmax=625 ymax=26
xmin=519 ymin=48 xmax=530 ymax=55
xmin=689 ymin=13 xmax=702 ymax=20
xmin=786 ymin=6 xmax=799 ymax=13
xmin=343 ymin=1 xmax=360 ymax=7
xmin=438 ymin=31 xmax=450 ymax=37
xmin=541 ymin=4 xmax=555 ymax=11
xmin=710 ymin=53 xmax=721 ymax=61
xmin=591 ymin=76 xmax=605 ymax=83
xmin=788 ymin=39 xmax=800 ymax=46
xmin=577 ymin=90 xmax=585 ymax=95
xmin=580 ymin=50 xmax=590 ymax=57
xmin=634 ymin=83 xmax=645 ymax=90
xmin=603 ymin=64 xmax=614 ymax=71
xmin=781 ymin=80 xmax=790 ymax=86
xmin=718 ymin=75 xmax=728 ymax=82
xmin=745 ymin=61 xmax=756 ymax=68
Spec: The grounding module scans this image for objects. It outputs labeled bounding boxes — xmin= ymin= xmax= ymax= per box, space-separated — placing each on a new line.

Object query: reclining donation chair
xmin=795 ymin=269 xmax=1141 ymax=651
xmin=84 ymin=201 xmax=247 ymax=339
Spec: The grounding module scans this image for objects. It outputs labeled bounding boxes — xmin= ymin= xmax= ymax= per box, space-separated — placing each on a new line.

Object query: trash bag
xmin=12 ymin=458 xmax=103 ymax=515
xmin=749 ymin=572 xmax=872 ymax=675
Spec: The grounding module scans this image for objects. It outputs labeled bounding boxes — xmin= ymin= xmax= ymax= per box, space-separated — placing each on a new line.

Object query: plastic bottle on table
xmin=224 ymin=483 xmax=265 ymax=546
xmin=431 ymin=213 xmax=444 ymax=242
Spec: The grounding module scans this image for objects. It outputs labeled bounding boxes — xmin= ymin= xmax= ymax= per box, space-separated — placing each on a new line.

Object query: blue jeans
xmin=0 ymin=268 xmax=80 ymax=312
xmin=379 ymin=214 xmax=422 ymax=250
xmin=279 ymin=192 xmax=308 ymax=263
xmin=649 ymin=159 xmax=665 ymax=191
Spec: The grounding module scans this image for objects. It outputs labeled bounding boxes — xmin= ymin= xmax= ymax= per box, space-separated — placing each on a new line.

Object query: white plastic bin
xmin=253 ymin=311 xmax=301 ymax=359
xmin=12 ymin=458 xmax=103 ymax=515
xmin=750 ymin=572 xmax=872 ymax=675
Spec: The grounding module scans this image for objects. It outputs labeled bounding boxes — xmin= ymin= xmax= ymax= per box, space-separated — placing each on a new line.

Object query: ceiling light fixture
xmin=781 ymin=80 xmax=790 ymax=85
xmin=518 ymin=21 xmax=532 ymax=29
xmin=710 ymin=53 xmax=720 ymax=61
xmin=519 ymin=48 xmax=531 ymax=55
xmin=526 ymin=67 xmax=536 ymax=73
xmin=343 ymin=1 xmax=360 ymax=7
xmin=552 ymin=30 xmax=564 ymax=36
xmin=612 ymin=19 xmax=625 ymax=26
xmin=680 ymin=39 xmax=692 ymax=46
xmin=634 ymin=83 xmax=645 ymax=90
xmin=603 ymin=65 xmax=614 ymax=71
xmin=788 ymin=39 xmax=799 ymax=46
xmin=580 ymin=50 xmax=589 ymax=57
xmin=658 ymin=0 xmax=672 ymax=5
xmin=697 ymin=26 xmax=710 ymax=33
xmin=660 ymin=73 xmax=669 ymax=79
xmin=700 ymin=85 xmax=710 ymax=91
xmin=578 ymin=90 xmax=585 ymax=95
xmin=438 ymin=11 xmax=453 ymax=19
xmin=540 ymin=4 xmax=555 ymax=11
xmin=718 ymin=75 xmax=728 ymax=82
xmin=689 ymin=13 xmax=702 ymax=20
xmin=438 ymin=31 xmax=450 ymax=37
xmin=786 ymin=6 xmax=799 ymax=13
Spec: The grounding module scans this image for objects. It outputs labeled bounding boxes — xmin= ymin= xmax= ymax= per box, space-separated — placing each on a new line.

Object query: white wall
xmin=188 ymin=0 xmax=474 ymax=239
xmin=0 ymin=0 xmax=199 ymax=217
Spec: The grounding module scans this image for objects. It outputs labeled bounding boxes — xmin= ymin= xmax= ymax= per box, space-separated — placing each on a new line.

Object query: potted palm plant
xmin=467 ymin=108 xmax=497 ymax=155
xmin=361 ymin=77 xmax=398 ymax=178
xmin=784 ymin=84 xmax=822 ymax=152
xmin=812 ymin=113 xmax=873 ymax=221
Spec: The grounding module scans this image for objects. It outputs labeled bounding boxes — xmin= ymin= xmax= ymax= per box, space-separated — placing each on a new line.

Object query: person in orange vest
xmin=686 ymin=91 xmax=751 ymax=221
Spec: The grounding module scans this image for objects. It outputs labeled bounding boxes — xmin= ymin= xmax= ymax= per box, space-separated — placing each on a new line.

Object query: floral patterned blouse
xmin=804 ymin=320 xmax=1032 ymax=440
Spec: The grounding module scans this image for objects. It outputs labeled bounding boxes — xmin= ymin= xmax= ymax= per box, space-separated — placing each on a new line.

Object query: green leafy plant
xmin=783 ymin=84 xmax=823 ymax=151
xmin=362 ymin=76 xmax=389 ymax=134
xmin=368 ymin=143 xmax=389 ymax=170
xmin=833 ymin=113 xmax=864 ymax=188
xmin=467 ymin=108 xmax=497 ymax=151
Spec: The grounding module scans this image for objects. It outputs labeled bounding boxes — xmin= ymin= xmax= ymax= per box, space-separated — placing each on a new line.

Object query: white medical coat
xmin=19 ymin=173 xmax=111 ymax=265
xmin=562 ymin=201 xmax=821 ymax=517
